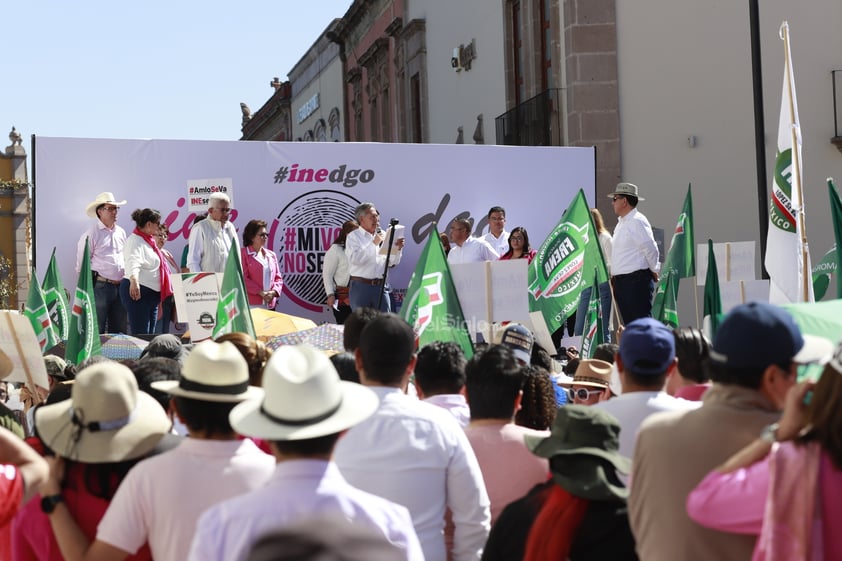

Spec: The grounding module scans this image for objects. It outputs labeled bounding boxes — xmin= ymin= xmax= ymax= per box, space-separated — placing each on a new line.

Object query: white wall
xmin=407 ymin=0 xmax=507 ymax=144
xmin=290 ymin=55 xmax=344 ymax=141
xmin=615 ymin=1 xmax=842 ymax=315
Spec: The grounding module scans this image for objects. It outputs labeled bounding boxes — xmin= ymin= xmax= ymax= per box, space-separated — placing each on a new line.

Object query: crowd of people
xmin=0 ymin=184 xmax=834 ymax=559
xmin=0 ymin=297 xmax=839 ymax=560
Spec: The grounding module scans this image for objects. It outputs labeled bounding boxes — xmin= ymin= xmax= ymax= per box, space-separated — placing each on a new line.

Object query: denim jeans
xmin=574 ymin=281 xmax=613 ymax=342
xmin=349 ymin=280 xmax=391 ymax=312
xmin=94 ymin=281 xmax=127 ymax=334
xmin=119 ymin=279 xmax=160 ymax=335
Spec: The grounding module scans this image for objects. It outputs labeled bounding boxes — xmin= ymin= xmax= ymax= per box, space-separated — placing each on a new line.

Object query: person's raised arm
xmin=0 ymin=428 xmax=47 ymax=504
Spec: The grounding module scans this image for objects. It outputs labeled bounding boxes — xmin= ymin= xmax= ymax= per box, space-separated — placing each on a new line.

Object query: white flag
xmin=766 ymin=22 xmax=813 ymax=304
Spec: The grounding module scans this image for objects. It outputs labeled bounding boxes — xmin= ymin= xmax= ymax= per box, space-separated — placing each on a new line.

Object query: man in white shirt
xmin=593 ymin=318 xmax=699 ymax=463
xmin=345 ymin=202 xmax=405 ymax=312
xmin=78 ymin=192 xmax=128 ymax=333
xmin=447 ymin=218 xmax=499 ymax=265
xmin=189 ymin=344 xmax=424 ymax=561
xmin=186 ymin=192 xmax=239 ymax=273
xmin=482 ymin=206 xmax=509 ymax=256
xmin=608 ymin=182 xmax=660 ymax=324
xmin=334 ymin=314 xmax=491 ymax=561
xmin=44 ymin=341 xmax=276 ymax=561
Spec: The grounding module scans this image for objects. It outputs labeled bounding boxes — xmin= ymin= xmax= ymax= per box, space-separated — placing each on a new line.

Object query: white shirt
xmin=188 ymin=460 xmax=424 ymax=561
xmin=483 ymin=230 xmax=509 ymax=256
xmin=322 ymin=243 xmax=351 ymax=294
xmin=334 ymin=387 xmax=491 ymax=561
xmin=447 ymin=237 xmax=499 ymax=265
xmin=186 ymin=218 xmax=239 ymax=273
xmin=611 ymin=208 xmax=659 ymax=275
xmin=76 ymin=220 xmax=126 ymax=280
xmin=123 ymin=233 xmax=161 ymax=291
xmin=593 ymin=391 xmax=699 ymax=463
xmin=97 ymin=438 xmax=275 ymax=561
xmin=345 ymin=228 xmax=402 ymax=279
xmin=423 ymin=394 xmax=471 ymax=428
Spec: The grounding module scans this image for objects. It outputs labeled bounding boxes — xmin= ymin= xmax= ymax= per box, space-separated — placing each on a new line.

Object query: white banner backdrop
xmin=34 ymin=138 xmax=595 ymax=323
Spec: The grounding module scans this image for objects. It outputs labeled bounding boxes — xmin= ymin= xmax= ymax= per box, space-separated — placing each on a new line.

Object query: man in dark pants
xmin=608 ymin=182 xmax=659 ymax=325
xmin=77 ymin=192 xmax=128 ymax=333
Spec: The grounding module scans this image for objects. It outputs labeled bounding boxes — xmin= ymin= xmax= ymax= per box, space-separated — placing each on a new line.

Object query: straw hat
xmin=557 ymin=359 xmax=613 ymax=390
xmin=230 ymin=344 xmax=378 ymax=441
xmin=525 ymin=405 xmax=631 ymax=500
xmin=35 ymin=362 xmax=171 ymax=463
xmin=85 ymin=192 xmax=127 ymax=218
xmin=151 ymin=340 xmax=262 ymax=403
xmin=606 ymin=182 xmax=644 ymax=201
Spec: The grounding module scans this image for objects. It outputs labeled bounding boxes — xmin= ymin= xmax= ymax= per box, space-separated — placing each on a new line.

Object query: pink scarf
xmin=753 ymin=441 xmax=823 ymax=561
xmin=134 ymin=227 xmax=173 ymax=302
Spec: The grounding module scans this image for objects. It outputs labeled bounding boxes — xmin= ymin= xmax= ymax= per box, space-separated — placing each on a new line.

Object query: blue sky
xmin=1 ymin=1 xmax=353 ymax=142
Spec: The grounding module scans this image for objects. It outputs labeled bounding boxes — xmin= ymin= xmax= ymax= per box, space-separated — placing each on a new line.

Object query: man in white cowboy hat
xmin=78 ymin=191 xmax=128 ymax=333
xmin=188 ymin=344 xmax=424 ymax=561
xmin=186 ymin=192 xmax=239 ymax=273
xmin=46 ymin=340 xmax=275 ymax=561
xmin=607 ymin=182 xmax=660 ymax=325
xmin=333 ymin=314 xmax=490 ymax=561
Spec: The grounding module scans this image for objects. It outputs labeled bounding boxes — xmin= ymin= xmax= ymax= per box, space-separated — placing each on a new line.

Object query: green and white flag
xmin=766 ymin=22 xmax=813 ymax=304
xmin=580 ymin=268 xmax=604 ymax=358
xmin=401 ymin=227 xmax=473 ymax=359
xmin=42 ymin=248 xmax=70 ymax=341
xmin=24 ymin=267 xmax=60 ymax=352
xmin=66 ymin=239 xmax=101 ymax=365
xmin=653 ymin=270 xmax=679 ymax=329
xmin=528 ymin=189 xmax=608 ymax=333
xmin=212 ymin=238 xmax=256 ymax=339
xmin=703 ymin=239 xmax=723 ymax=338
xmin=652 ymin=185 xmax=695 ymax=315
xmin=827 ymin=179 xmax=842 ymax=299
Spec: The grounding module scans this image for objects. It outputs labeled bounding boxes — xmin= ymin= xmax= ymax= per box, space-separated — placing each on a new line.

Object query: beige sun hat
xmin=34 ymin=362 xmax=172 ymax=463
xmin=606 ymin=182 xmax=644 ymax=201
xmin=230 ymin=344 xmax=379 ymax=441
xmin=558 ymin=358 xmax=613 ymax=390
xmin=85 ymin=192 xmax=127 ymax=218
xmin=151 ymin=340 xmax=263 ymax=403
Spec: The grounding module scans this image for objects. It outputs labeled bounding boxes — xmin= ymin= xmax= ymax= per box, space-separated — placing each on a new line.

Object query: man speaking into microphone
xmin=346 ymin=202 xmax=405 ymax=312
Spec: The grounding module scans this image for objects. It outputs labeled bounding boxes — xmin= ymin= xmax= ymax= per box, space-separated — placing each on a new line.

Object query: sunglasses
xmin=568 ymin=387 xmax=604 ymax=401
xmin=258 ymin=233 xmax=269 ymax=238
xmin=101 ymin=205 xmax=119 ymax=212
xmin=612 ymin=196 xmax=624 ymax=202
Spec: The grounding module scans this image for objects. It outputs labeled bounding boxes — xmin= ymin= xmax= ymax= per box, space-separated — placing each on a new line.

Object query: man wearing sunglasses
xmin=187 ymin=192 xmax=239 ymax=273
xmin=560 ymin=359 xmax=613 ymax=406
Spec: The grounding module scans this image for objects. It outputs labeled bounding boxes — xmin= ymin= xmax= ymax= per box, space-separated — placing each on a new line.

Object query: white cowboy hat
xmin=607 ymin=182 xmax=645 ymax=201
xmin=35 ymin=362 xmax=172 ymax=463
xmin=230 ymin=344 xmax=378 ymax=441
xmin=152 ymin=340 xmax=263 ymax=403
xmin=85 ymin=192 xmax=127 ymax=218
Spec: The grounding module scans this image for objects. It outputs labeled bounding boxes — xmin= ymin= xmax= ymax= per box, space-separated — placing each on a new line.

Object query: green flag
xmin=828 ymin=179 xmax=842 ymax=299
xmin=212 ymin=238 xmax=257 ymax=339
xmin=401 ymin=227 xmax=474 ymax=359
xmin=66 ymin=238 xmax=102 ymax=364
xmin=24 ymin=267 xmax=60 ymax=352
xmin=42 ymin=248 xmax=70 ymax=341
xmin=653 ymin=270 xmax=679 ymax=329
xmin=703 ymin=239 xmax=722 ymax=338
xmin=580 ymin=268 xmax=604 ymax=358
xmin=528 ymin=189 xmax=609 ymax=333
xmin=652 ymin=185 xmax=695 ymax=314
xmin=811 ymin=244 xmax=836 ymax=301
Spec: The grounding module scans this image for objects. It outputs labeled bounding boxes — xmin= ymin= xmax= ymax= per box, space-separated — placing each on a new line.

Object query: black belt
xmin=612 ymin=269 xmax=651 ymax=280
xmin=96 ymin=275 xmax=122 ymax=285
xmin=350 ymin=276 xmax=382 ymax=286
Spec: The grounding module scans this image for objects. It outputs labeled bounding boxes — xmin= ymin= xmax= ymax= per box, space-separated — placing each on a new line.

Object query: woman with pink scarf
xmin=686 ymin=344 xmax=842 ymax=560
xmin=119 ymin=208 xmax=173 ymax=334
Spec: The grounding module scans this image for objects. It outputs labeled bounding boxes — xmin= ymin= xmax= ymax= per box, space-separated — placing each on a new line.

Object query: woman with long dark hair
xmin=499 ymin=226 xmax=536 ymax=264
xmin=120 ymin=208 xmax=172 ymax=334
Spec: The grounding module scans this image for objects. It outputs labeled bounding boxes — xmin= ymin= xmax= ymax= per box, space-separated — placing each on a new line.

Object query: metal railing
xmin=495 ymin=88 xmax=564 ymax=146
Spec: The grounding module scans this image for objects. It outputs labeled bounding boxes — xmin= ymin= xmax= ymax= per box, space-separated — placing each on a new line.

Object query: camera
xmin=451 ymin=48 xmax=461 ymax=70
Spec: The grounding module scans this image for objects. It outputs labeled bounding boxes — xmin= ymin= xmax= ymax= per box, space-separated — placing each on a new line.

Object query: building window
xmin=329 ymin=107 xmax=341 ymax=141
xmin=314 ymin=119 xmax=327 ymax=142
xmin=410 ymin=73 xmax=422 ymax=143
xmin=512 ymin=1 xmax=525 ymax=105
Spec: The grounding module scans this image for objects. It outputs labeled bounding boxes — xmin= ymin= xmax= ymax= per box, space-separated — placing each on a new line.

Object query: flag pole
xmin=693 ymin=275 xmax=700 ymax=328
xmin=780 ymin=21 xmax=810 ymax=302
